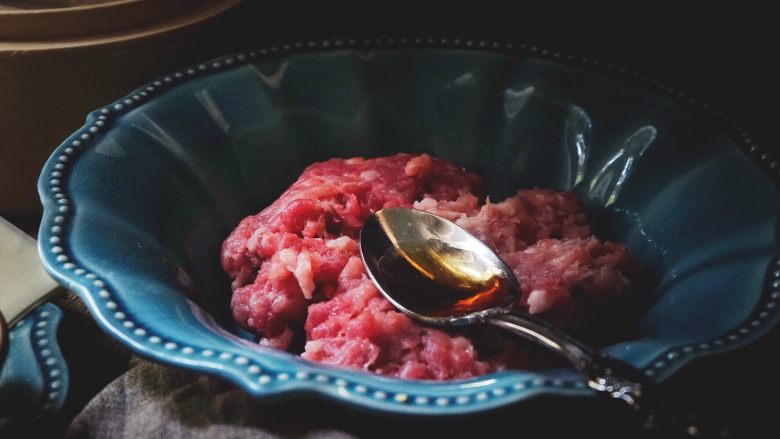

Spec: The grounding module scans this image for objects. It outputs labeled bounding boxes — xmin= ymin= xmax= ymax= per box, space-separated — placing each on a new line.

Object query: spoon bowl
xmin=360 ymin=207 xmax=517 ymax=325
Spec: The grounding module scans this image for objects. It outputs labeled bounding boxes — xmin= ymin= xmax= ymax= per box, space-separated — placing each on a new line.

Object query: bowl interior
xmin=51 ymin=49 xmax=779 ymax=383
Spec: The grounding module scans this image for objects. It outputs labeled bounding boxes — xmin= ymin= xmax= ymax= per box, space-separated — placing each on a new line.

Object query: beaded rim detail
xmin=37 ymin=38 xmax=780 ymax=414
xmin=8 ymin=304 xmax=69 ymax=418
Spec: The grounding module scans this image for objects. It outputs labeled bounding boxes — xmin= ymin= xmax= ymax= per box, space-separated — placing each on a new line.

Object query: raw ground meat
xmin=222 ymin=153 xmax=639 ymax=380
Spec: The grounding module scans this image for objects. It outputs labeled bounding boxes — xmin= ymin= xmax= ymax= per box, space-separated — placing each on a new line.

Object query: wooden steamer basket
xmin=0 ymin=0 xmax=240 ymax=213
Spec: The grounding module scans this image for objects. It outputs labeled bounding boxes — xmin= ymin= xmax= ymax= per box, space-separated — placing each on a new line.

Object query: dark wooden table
xmin=2 ymin=5 xmax=778 ymax=437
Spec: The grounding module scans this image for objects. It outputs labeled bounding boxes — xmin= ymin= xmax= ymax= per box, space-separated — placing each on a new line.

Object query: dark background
xmin=6 ymin=4 xmax=779 ymax=438
xmin=229 ymin=9 xmax=778 ymax=157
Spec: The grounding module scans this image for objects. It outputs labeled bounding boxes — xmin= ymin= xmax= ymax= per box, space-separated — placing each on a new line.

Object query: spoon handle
xmin=488 ymin=311 xmax=734 ymax=437
xmin=487 ymin=311 xmax=630 ymax=393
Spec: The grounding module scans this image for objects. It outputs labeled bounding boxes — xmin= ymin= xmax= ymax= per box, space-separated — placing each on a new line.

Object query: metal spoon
xmin=360 ymin=207 xmax=721 ymax=437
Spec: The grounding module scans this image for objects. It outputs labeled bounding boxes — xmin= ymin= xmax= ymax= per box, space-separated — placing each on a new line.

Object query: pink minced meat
xmin=222 ymin=153 xmax=638 ymax=380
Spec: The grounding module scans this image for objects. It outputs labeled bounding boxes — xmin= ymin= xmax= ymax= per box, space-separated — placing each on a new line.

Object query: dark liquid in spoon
xmin=377 ymin=247 xmax=514 ymax=318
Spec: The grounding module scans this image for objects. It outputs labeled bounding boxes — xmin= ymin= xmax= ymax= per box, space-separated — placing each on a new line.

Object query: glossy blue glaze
xmin=38 ymin=46 xmax=780 ymax=414
xmin=0 ymin=304 xmax=68 ymax=418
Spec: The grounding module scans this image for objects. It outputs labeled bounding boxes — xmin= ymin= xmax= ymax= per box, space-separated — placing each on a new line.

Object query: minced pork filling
xmin=222 ymin=153 xmax=638 ymax=380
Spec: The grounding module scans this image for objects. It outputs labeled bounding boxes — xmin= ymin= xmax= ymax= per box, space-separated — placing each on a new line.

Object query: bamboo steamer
xmin=0 ymin=0 xmax=241 ymax=213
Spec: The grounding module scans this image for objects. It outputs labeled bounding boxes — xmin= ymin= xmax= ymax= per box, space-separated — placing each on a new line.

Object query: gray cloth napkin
xmin=65 ymin=361 xmax=358 ymax=439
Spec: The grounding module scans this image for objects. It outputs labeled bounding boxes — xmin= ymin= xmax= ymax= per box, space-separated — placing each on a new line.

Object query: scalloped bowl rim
xmin=37 ymin=41 xmax=780 ymax=415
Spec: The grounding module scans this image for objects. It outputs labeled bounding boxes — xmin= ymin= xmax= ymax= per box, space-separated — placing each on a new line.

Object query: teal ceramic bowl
xmin=38 ymin=41 xmax=780 ymax=415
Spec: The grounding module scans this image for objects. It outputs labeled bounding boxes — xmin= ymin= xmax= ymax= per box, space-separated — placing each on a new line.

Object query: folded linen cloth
xmin=65 ymin=361 xmax=358 ymax=439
